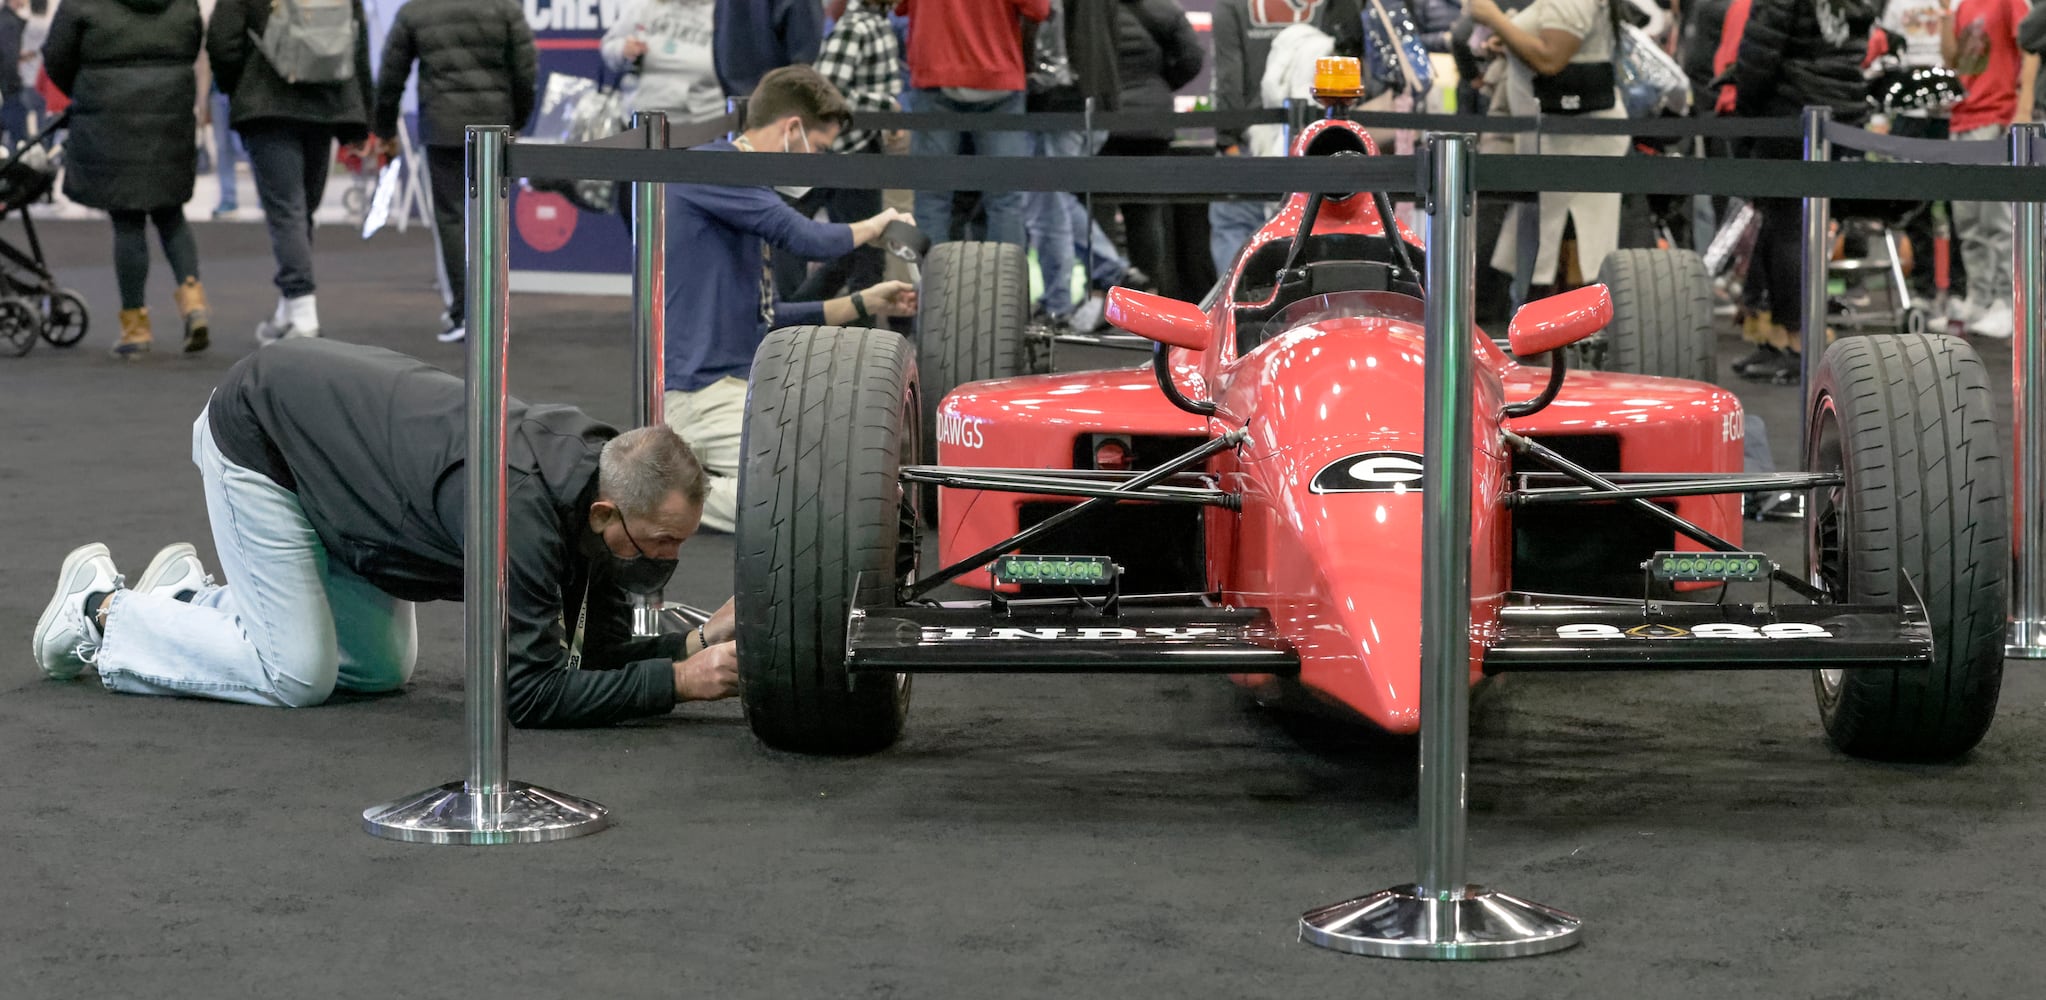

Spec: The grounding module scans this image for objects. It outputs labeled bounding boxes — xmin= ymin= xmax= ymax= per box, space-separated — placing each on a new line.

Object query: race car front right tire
xmin=1805 ymin=334 xmax=2006 ymax=761
xmin=735 ymin=324 xmax=920 ymax=755
xmin=1593 ymin=248 xmax=1716 ymax=383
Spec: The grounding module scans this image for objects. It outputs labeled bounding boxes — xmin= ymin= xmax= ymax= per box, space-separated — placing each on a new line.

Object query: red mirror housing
xmin=1507 ymin=284 xmax=1613 ymax=358
xmin=1106 ymin=287 xmax=1209 ymax=352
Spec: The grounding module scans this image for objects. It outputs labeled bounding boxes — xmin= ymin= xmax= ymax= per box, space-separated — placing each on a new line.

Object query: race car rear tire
xmin=735 ymin=325 xmax=920 ymax=755
xmin=1593 ymin=248 xmax=1715 ymax=383
xmin=917 ymin=241 xmax=1030 ymax=446
xmin=1805 ymin=334 xmax=2006 ymax=761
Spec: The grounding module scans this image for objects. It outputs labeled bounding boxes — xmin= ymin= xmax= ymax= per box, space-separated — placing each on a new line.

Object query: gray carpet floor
xmin=0 ymin=219 xmax=2038 ymax=999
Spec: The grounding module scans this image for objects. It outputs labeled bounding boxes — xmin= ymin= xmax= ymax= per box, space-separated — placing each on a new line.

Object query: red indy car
xmin=729 ymin=116 xmax=2006 ymax=764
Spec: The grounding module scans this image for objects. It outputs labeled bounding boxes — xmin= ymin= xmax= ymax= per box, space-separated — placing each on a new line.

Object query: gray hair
xmin=597 ymin=426 xmax=710 ymax=515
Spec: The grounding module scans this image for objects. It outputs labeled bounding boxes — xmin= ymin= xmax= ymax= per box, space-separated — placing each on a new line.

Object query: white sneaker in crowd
xmin=1970 ymin=301 xmax=2015 ymax=339
xmin=135 ymin=543 xmax=213 ymax=603
xmin=1069 ymin=294 xmax=1107 ymax=334
xmin=437 ymin=318 xmax=465 ymax=344
xmin=32 ymin=543 xmax=121 ymax=681
xmin=256 ymin=294 xmax=321 ymax=346
xmin=1946 ymin=297 xmax=1980 ymax=324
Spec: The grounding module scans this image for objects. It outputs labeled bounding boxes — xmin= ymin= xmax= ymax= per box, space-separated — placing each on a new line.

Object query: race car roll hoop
xmin=402 ymin=92 xmax=2046 ymax=956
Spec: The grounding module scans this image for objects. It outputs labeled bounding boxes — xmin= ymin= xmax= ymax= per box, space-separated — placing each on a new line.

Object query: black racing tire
xmin=1805 ymin=334 xmax=2006 ymax=762
xmin=735 ymin=324 xmax=921 ymax=755
xmin=1593 ymin=248 xmax=1715 ymax=383
xmin=915 ymin=241 xmax=1029 ymax=446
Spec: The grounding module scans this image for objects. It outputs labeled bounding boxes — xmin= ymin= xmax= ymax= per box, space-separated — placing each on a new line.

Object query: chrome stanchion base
xmin=2006 ymin=620 xmax=2046 ymax=659
xmin=1300 ymin=884 xmax=1582 ymax=960
xmin=362 ymin=780 xmax=610 ymax=845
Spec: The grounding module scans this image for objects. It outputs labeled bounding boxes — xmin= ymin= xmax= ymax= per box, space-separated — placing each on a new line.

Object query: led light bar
xmin=992 ymin=555 xmax=1120 ymax=587
xmin=1648 ymin=550 xmax=1771 ymax=583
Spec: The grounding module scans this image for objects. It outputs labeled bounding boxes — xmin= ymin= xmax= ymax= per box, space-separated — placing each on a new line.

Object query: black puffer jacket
xmin=1733 ymin=0 xmax=1878 ymax=122
xmin=374 ymin=0 xmax=538 ymax=148
xmin=1110 ymin=0 xmax=1203 ymax=140
xmin=207 ymin=0 xmax=375 ymax=141
xmin=41 ymin=0 xmax=201 ymax=211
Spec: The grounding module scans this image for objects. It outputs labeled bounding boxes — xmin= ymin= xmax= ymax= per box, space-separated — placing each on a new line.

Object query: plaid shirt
xmin=814 ymin=2 xmax=903 ymax=154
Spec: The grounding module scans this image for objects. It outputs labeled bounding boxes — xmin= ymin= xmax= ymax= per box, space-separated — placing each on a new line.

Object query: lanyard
xmin=565 ymin=575 xmax=591 ymax=671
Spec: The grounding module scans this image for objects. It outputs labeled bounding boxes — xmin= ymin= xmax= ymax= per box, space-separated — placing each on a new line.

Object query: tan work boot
xmin=173 ymin=277 xmax=209 ymax=353
xmin=113 ymin=307 xmax=152 ymax=358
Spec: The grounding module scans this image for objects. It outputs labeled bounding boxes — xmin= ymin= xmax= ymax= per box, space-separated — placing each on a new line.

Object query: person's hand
xmin=622 ymin=37 xmax=649 ymax=61
xmin=856 ymin=207 xmax=915 ymax=245
xmin=858 ymin=280 xmax=919 ymax=318
xmin=702 ymin=596 xmax=736 ymax=646
xmin=1482 ymin=35 xmax=1505 ymax=57
xmin=1466 ymin=0 xmax=1502 ymax=28
xmin=378 ymin=137 xmax=399 ymax=160
xmin=674 ymin=641 xmax=739 ymax=702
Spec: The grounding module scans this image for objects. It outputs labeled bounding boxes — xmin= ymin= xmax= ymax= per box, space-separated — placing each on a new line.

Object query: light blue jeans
xmin=909 ymin=88 xmax=1033 ymax=247
xmin=212 ymin=91 xmax=241 ymax=211
xmin=94 ymin=408 xmax=417 ymax=707
xmin=1208 ymin=198 xmax=1276 ymax=277
xmin=1026 ymin=130 xmax=1127 ymax=316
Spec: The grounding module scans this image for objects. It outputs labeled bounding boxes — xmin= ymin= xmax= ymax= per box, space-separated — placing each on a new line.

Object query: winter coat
xmin=40 ymin=0 xmax=202 ymax=212
xmin=1733 ymin=0 xmax=1878 ymax=121
xmin=373 ymin=0 xmax=538 ymax=148
xmin=715 ymin=0 xmax=825 ymax=97
xmin=1110 ymin=0 xmax=1203 ymax=140
xmin=207 ymin=0 xmax=374 ymax=141
xmin=1067 ymin=0 xmax=1123 ymax=112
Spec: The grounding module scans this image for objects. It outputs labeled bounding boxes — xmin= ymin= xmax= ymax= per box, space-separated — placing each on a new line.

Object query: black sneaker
xmin=1739 ymin=349 xmax=1801 ymax=385
xmin=1730 ymin=344 xmax=1781 ymax=376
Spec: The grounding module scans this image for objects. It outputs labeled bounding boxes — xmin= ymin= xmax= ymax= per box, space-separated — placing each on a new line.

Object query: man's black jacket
xmin=373 ymin=0 xmax=537 ymax=148
xmin=207 ymin=340 xmax=681 ymax=728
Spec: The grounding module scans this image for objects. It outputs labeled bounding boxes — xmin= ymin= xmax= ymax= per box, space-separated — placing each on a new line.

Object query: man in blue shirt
xmin=665 ymin=64 xmax=917 ymax=533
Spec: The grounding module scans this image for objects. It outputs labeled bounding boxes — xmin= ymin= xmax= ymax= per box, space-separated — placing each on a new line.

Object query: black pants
xmin=1094 ymin=135 xmax=1172 ymax=294
xmin=1751 ymin=198 xmax=1805 ymax=335
xmin=427 ymin=144 xmax=465 ymax=324
xmin=771 ymin=183 xmax=885 ymax=303
xmin=242 ymin=122 xmax=337 ymax=299
xmin=110 ymin=206 xmax=199 ymax=311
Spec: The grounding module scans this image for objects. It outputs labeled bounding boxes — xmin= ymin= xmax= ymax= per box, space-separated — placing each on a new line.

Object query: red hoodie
xmin=898 ymin=0 xmax=1052 ymax=91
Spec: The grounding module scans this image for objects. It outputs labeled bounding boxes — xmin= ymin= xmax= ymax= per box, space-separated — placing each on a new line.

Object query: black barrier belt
xmin=616 ymin=106 xmax=1809 ymax=144
xmin=1819 ymin=120 xmax=2011 ymax=165
xmin=509 ymin=144 xmax=2046 ymax=202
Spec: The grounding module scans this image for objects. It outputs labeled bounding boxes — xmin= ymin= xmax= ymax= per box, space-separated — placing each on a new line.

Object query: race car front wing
xmin=1481 ymin=593 xmax=1934 ymax=673
xmin=846 ymin=601 xmax=1301 ymax=675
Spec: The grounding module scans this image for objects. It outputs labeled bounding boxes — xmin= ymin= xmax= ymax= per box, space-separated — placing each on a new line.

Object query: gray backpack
xmin=250 ymin=0 xmax=357 ymax=85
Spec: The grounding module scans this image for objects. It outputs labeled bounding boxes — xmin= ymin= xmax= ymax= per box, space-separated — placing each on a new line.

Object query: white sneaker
xmin=1070 ymin=294 xmax=1107 ymax=334
xmin=437 ymin=320 xmax=465 ymax=344
xmin=255 ymin=295 xmax=321 ymax=346
xmin=1946 ymin=297 xmax=1980 ymax=324
xmin=1970 ymin=301 xmax=2015 ymax=339
xmin=135 ymin=543 xmax=212 ymax=602
xmin=32 ymin=543 xmax=121 ymax=680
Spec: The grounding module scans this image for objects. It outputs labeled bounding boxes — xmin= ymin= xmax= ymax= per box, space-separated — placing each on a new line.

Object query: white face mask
xmin=774 ymin=125 xmax=816 ymax=200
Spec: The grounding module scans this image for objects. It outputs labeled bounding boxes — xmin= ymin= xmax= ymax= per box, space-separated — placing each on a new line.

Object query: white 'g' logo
xmin=1312 ymin=451 xmax=1426 ymax=493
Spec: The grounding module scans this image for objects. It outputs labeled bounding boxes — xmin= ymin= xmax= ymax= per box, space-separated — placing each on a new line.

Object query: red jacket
xmin=899 ymin=0 xmax=1051 ymax=91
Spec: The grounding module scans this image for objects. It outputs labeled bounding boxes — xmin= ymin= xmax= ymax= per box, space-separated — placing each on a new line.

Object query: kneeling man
xmin=32 ymin=338 xmax=738 ymax=727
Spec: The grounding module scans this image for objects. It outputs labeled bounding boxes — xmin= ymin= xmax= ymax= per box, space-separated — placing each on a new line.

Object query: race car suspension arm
xmin=898 ymin=467 xmax=1239 ymax=509
xmin=902 ymin=429 xmax=1249 ymax=603
xmin=1503 ymin=430 xmax=1827 ymax=602
xmin=1509 ymin=471 xmax=1843 ymax=504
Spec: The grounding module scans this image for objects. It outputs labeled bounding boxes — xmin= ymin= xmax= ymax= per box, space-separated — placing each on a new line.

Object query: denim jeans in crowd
xmin=1027 ymin=130 xmax=1087 ymax=317
xmin=213 ymin=91 xmax=242 ymax=211
xmin=1208 ymin=198 xmax=1276 ymax=277
xmin=94 ymin=408 xmax=417 ymax=707
xmin=909 ymin=88 xmax=1031 ymax=247
xmin=243 ymin=122 xmax=337 ymax=298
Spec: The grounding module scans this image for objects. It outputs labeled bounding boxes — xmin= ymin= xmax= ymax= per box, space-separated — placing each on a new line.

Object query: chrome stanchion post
xmin=2008 ymin=123 xmax=2046 ymax=658
xmin=629 ymin=110 xmax=669 ymax=638
xmin=1299 ymin=133 xmax=1582 ymax=960
xmin=1798 ymin=105 xmax=1833 ymax=450
xmin=362 ymin=126 xmax=611 ymax=845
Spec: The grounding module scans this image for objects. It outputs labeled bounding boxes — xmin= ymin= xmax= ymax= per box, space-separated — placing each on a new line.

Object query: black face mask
xmin=604 ymin=512 xmax=678 ymax=594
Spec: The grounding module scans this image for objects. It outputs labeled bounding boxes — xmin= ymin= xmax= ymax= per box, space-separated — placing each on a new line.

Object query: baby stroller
xmin=1825 ymin=65 xmax=1967 ymax=336
xmin=0 ymin=111 xmax=89 ymax=357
